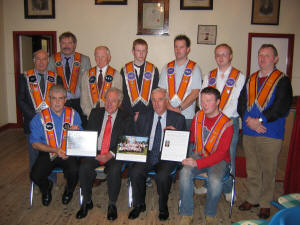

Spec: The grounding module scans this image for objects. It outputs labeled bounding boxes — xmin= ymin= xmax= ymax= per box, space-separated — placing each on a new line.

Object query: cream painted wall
xmin=0 ymin=0 xmax=8 ymax=126
xmin=2 ymin=0 xmax=300 ymax=124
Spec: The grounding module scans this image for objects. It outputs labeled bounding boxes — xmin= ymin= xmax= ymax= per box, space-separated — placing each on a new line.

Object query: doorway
xmin=13 ymin=31 xmax=57 ymax=128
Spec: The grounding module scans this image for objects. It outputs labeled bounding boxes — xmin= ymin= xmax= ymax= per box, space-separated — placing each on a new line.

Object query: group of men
xmin=17 ymin=31 xmax=293 ymax=225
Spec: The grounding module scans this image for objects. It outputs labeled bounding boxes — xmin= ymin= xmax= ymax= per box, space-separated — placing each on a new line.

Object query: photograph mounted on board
xmin=95 ymin=0 xmax=127 ymax=5
xmin=24 ymin=0 xmax=55 ymax=19
xmin=197 ymin=25 xmax=217 ymax=45
xmin=180 ymin=0 xmax=213 ymax=10
xmin=251 ymin=0 xmax=280 ymax=25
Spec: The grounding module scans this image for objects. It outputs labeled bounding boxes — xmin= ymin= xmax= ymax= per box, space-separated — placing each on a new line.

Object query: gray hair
xmin=94 ymin=46 xmax=111 ymax=58
xmin=49 ymin=84 xmax=67 ymax=98
xmin=104 ymin=87 xmax=123 ymax=102
xmin=151 ymin=88 xmax=169 ymax=100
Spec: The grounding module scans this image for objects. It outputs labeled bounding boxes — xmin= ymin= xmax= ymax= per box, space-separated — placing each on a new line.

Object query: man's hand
xmin=57 ymin=148 xmax=68 ymax=159
xmin=182 ymin=157 xmax=197 ymax=167
xmin=69 ymin=125 xmax=80 ymax=130
xmin=246 ymin=116 xmax=267 ymax=134
xmin=134 ymin=112 xmax=139 ymax=122
xmin=164 ymin=125 xmax=176 ymax=131
xmin=95 ymin=152 xmax=113 ymax=164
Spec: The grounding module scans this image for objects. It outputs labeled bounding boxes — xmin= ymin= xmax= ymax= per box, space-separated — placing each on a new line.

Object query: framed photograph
xmin=251 ymin=0 xmax=280 ymax=25
xmin=24 ymin=0 xmax=55 ymax=19
xmin=197 ymin=25 xmax=217 ymax=45
xmin=137 ymin=0 xmax=169 ymax=36
xmin=247 ymin=33 xmax=294 ymax=79
xmin=180 ymin=0 xmax=213 ymax=10
xmin=116 ymin=136 xmax=149 ymax=162
xmin=95 ymin=0 xmax=127 ymax=5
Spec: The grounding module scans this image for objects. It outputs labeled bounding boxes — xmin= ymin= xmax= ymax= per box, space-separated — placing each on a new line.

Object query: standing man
xmin=238 ymin=44 xmax=293 ymax=219
xmin=48 ymin=32 xmax=91 ymax=127
xmin=179 ymin=87 xmax=233 ymax=225
xmin=17 ymin=49 xmax=60 ymax=173
xmin=81 ymin=46 xmax=122 ymax=118
xmin=159 ymin=34 xmax=202 ymax=130
xmin=121 ymin=39 xmax=159 ymax=119
xmin=128 ymin=88 xmax=186 ymax=221
xmin=30 ymin=85 xmax=82 ymax=206
xmin=197 ymin=43 xmax=245 ymax=200
xmin=76 ymin=88 xmax=134 ymax=221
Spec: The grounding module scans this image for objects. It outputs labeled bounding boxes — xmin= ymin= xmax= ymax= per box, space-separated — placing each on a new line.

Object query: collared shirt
xmin=159 ymin=59 xmax=202 ymax=119
xmin=61 ymin=53 xmax=81 ymax=99
xmin=96 ymin=65 xmax=108 ymax=83
xmin=29 ymin=107 xmax=82 ymax=145
xmin=149 ymin=111 xmax=167 ymax=151
xmin=201 ymin=66 xmax=246 ymax=118
xmin=34 ymin=69 xmax=47 ymax=97
xmin=97 ymin=109 xmax=118 ymax=150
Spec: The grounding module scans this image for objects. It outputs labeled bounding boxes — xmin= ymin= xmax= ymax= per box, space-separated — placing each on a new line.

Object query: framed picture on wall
xmin=251 ymin=0 xmax=280 ymax=25
xmin=180 ymin=0 xmax=213 ymax=10
xmin=247 ymin=33 xmax=294 ymax=79
xmin=24 ymin=0 xmax=55 ymax=19
xmin=95 ymin=0 xmax=127 ymax=5
xmin=137 ymin=0 xmax=169 ymax=36
xmin=197 ymin=25 xmax=217 ymax=45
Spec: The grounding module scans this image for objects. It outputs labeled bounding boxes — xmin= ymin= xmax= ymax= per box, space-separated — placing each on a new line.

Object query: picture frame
xmin=247 ymin=33 xmax=294 ymax=79
xmin=95 ymin=0 xmax=127 ymax=5
xmin=251 ymin=0 xmax=280 ymax=25
xmin=197 ymin=25 xmax=217 ymax=45
xmin=180 ymin=0 xmax=213 ymax=10
xmin=137 ymin=0 xmax=169 ymax=36
xmin=24 ymin=0 xmax=55 ymax=19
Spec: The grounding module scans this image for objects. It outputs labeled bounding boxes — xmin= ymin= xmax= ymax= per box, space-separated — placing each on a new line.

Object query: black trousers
xmin=65 ymin=98 xmax=87 ymax=129
xmin=79 ymin=157 xmax=124 ymax=205
xmin=30 ymin=152 xmax=79 ymax=194
xmin=128 ymin=160 xmax=177 ymax=211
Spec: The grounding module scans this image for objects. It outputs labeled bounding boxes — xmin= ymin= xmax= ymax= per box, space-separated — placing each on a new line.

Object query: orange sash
xmin=247 ymin=69 xmax=283 ymax=111
xmin=167 ymin=60 xmax=196 ymax=101
xmin=40 ymin=107 xmax=74 ymax=160
xmin=124 ymin=61 xmax=155 ymax=106
xmin=88 ymin=66 xmax=116 ymax=104
xmin=25 ymin=69 xmax=56 ymax=111
xmin=195 ymin=110 xmax=232 ymax=157
xmin=208 ymin=67 xmax=240 ymax=110
xmin=54 ymin=52 xmax=81 ymax=94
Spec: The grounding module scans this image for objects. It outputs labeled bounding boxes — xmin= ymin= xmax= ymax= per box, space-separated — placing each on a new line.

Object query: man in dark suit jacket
xmin=76 ymin=87 xmax=134 ymax=221
xmin=17 ymin=49 xmax=62 ymax=172
xmin=128 ymin=88 xmax=186 ymax=221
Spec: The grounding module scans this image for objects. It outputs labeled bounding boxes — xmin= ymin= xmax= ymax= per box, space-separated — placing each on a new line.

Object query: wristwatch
xmin=178 ymin=105 xmax=183 ymax=111
xmin=258 ymin=117 xmax=263 ymax=123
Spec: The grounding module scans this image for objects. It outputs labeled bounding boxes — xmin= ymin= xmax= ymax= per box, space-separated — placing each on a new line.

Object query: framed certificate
xmin=66 ymin=130 xmax=98 ymax=157
xmin=116 ymin=136 xmax=149 ymax=162
xmin=160 ymin=130 xmax=190 ymax=162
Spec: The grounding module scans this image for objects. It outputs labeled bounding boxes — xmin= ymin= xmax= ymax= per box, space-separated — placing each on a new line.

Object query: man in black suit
xmin=128 ymin=88 xmax=186 ymax=221
xmin=17 ymin=49 xmax=61 ymax=173
xmin=76 ymin=87 xmax=134 ymax=221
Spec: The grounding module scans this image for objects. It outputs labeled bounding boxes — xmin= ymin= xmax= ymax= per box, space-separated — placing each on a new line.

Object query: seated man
xmin=30 ymin=84 xmax=82 ymax=206
xmin=76 ymin=87 xmax=134 ymax=221
xmin=128 ymin=88 xmax=186 ymax=221
xmin=179 ymin=87 xmax=233 ymax=225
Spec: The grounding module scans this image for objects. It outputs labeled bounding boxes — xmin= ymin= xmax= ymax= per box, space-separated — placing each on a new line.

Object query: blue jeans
xmin=223 ymin=117 xmax=239 ymax=193
xmin=179 ymin=159 xmax=228 ymax=217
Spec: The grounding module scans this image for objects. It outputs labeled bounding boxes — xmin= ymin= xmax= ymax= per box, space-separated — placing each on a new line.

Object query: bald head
xmin=94 ymin=46 xmax=111 ymax=68
xmin=33 ymin=49 xmax=49 ymax=73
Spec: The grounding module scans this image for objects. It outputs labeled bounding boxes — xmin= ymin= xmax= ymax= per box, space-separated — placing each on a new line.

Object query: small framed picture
xmin=95 ymin=0 xmax=127 ymax=5
xmin=24 ymin=0 xmax=55 ymax=19
xmin=251 ymin=0 xmax=280 ymax=25
xmin=137 ymin=0 xmax=169 ymax=36
xmin=197 ymin=25 xmax=217 ymax=45
xmin=180 ymin=0 xmax=213 ymax=10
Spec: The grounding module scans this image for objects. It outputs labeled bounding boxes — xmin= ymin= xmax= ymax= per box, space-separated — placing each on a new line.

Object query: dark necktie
xmin=38 ymin=73 xmax=45 ymax=97
xmin=149 ymin=116 xmax=162 ymax=166
xmin=98 ymin=69 xmax=103 ymax=91
xmin=65 ymin=57 xmax=71 ymax=85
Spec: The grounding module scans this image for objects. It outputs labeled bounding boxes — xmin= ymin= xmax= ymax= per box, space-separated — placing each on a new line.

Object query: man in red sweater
xmin=178 ymin=87 xmax=233 ymax=225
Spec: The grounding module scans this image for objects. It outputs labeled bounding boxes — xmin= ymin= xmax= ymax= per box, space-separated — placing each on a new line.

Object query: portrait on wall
xmin=24 ymin=0 xmax=55 ymax=19
xmin=251 ymin=0 xmax=280 ymax=25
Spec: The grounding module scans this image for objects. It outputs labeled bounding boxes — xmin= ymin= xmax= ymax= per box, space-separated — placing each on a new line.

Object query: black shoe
xmin=128 ymin=204 xmax=146 ymax=220
xmin=107 ymin=204 xmax=117 ymax=221
xmin=42 ymin=181 xmax=53 ymax=206
xmin=62 ymin=189 xmax=73 ymax=205
xmin=159 ymin=208 xmax=169 ymax=221
xmin=76 ymin=201 xmax=93 ymax=219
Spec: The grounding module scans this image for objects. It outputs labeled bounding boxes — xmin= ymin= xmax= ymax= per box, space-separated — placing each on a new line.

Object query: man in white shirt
xmin=197 ymin=43 xmax=245 ymax=200
xmin=159 ymin=35 xmax=202 ymax=130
